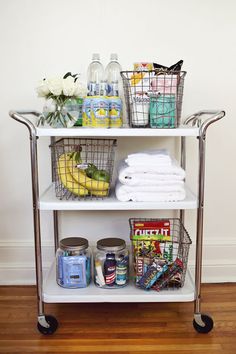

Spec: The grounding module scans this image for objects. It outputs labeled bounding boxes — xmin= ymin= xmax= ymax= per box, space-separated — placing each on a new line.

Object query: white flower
xmin=47 ymin=77 xmax=63 ymax=96
xmin=74 ymin=81 xmax=87 ymax=97
xmin=36 ymin=80 xmax=50 ymax=97
xmin=62 ymin=76 xmax=76 ymax=96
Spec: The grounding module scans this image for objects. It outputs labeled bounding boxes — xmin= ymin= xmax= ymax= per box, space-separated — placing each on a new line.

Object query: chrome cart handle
xmin=9 ymin=110 xmax=41 ymax=137
xmin=184 ymin=110 xmax=225 ymax=137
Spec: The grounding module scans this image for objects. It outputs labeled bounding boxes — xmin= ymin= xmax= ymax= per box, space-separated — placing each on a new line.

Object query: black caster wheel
xmin=37 ymin=315 xmax=58 ymax=335
xmin=193 ymin=314 xmax=214 ymax=333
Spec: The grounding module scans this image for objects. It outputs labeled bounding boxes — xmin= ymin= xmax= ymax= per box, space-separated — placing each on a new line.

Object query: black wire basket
xmin=50 ymin=138 xmax=117 ymax=200
xmin=129 ymin=218 xmax=191 ymax=291
xmin=121 ymin=70 xmax=186 ymax=128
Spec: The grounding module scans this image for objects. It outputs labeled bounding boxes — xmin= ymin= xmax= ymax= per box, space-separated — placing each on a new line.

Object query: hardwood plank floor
xmin=0 ymin=284 xmax=236 ymax=353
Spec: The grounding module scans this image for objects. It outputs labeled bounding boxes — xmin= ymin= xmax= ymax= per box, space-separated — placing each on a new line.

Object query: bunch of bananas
xmin=57 ymin=153 xmax=110 ymax=197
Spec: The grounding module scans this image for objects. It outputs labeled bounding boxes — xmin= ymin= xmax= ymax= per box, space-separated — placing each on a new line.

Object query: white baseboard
xmin=0 ymin=238 xmax=235 ymax=285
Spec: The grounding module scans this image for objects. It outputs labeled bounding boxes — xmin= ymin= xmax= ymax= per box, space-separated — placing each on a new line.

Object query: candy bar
xmin=138 ymin=260 xmax=168 ymax=290
xmin=152 ymin=258 xmax=183 ymax=291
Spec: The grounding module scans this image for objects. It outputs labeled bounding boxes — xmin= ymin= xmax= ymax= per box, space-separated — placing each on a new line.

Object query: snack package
xmin=133 ymin=220 xmax=171 ymax=240
xmin=131 ymin=220 xmax=173 ymax=285
xmin=132 ymin=63 xmax=154 ymax=90
xmin=151 ymin=257 xmax=183 ymax=291
xmin=138 ymin=259 xmax=169 ymax=290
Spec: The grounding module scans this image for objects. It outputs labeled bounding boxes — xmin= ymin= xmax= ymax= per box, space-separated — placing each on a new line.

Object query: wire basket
xmin=50 ymin=138 xmax=117 ymax=200
xmin=129 ymin=218 xmax=191 ymax=291
xmin=121 ymin=70 xmax=186 ymax=128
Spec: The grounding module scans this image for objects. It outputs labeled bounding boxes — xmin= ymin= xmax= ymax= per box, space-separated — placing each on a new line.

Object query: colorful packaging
xmin=132 ymin=220 xmax=171 ymax=240
xmin=58 ymin=255 xmax=87 ymax=288
xmin=91 ymin=96 xmax=109 ymax=128
xmin=152 ymin=258 xmax=183 ymax=291
xmin=151 ymin=74 xmax=178 ymax=95
xmin=82 ymin=97 xmax=92 ymax=127
xmin=104 ymin=253 xmax=116 ymax=286
xmin=149 ymin=94 xmax=176 ymax=128
xmin=109 ymin=96 xmax=123 ymax=128
xmin=116 ymin=254 xmax=128 ymax=285
xmin=138 ymin=261 xmax=169 ymax=290
xmin=131 ymin=63 xmax=154 ymax=93
xmin=131 ymin=220 xmax=174 ymax=286
xmin=133 ymin=63 xmax=154 ymax=72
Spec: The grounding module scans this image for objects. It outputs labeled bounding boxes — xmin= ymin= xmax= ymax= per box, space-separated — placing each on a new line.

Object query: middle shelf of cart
xmin=39 ymin=184 xmax=198 ymax=210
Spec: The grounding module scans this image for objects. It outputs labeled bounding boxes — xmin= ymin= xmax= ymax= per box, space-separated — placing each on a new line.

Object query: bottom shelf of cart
xmin=43 ymin=263 xmax=195 ymax=303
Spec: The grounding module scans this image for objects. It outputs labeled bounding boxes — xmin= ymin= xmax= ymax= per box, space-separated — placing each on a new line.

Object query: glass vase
xmin=40 ymin=97 xmax=82 ymax=128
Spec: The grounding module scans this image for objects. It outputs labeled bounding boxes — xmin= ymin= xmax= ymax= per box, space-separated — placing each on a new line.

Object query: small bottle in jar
xmin=56 ymin=237 xmax=91 ymax=288
xmin=94 ymin=237 xmax=129 ymax=288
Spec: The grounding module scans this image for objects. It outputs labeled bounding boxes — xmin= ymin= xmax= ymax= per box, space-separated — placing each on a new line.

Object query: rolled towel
xmin=125 ymin=149 xmax=172 ymax=167
xmin=118 ymin=160 xmax=185 ymax=186
xmin=115 ymin=182 xmax=186 ymax=202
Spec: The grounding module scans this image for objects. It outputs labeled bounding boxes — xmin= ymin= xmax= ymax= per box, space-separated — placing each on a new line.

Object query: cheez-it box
xmin=133 ymin=220 xmax=171 ymax=241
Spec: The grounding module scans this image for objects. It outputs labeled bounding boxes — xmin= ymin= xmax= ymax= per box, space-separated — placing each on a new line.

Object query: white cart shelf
xmin=36 ymin=125 xmax=199 ymax=137
xmin=43 ymin=262 xmax=195 ymax=303
xmin=39 ymin=184 xmax=197 ymax=210
xmin=9 ymin=109 xmax=225 ymax=334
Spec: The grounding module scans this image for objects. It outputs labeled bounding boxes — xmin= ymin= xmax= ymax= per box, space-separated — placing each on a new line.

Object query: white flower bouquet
xmin=36 ymin=72 xmax=87 ymax=127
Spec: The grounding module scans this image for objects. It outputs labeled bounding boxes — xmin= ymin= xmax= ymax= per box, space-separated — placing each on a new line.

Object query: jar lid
xmin=59 ymin=237 xmax=88 ymax=252
xmin=97 ymin=238 xmax=126 ymax=252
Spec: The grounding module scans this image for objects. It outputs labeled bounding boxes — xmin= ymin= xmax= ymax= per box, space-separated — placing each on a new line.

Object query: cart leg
xmin=50 ymin=137 xmax=59 ymax=253
xmin=180 ymin=136 xmax=186 ymax=224
xmin=193 ymin=134 xmax=213 ymax=333
xmin=53 ymin=210 xmax=59 ymax=253
xmin=30 ymin=134 xmax=58 ymax=334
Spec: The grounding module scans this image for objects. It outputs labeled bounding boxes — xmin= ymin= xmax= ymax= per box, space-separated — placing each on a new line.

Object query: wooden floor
xmin=0 ymin=284 xmax=235 ymax=354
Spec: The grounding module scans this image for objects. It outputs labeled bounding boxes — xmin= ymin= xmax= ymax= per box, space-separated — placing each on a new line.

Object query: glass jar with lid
xmin=94 ymin=237 xmax=129 ymax=288
xmin=56 ymin=237 xmax=91 ymax=288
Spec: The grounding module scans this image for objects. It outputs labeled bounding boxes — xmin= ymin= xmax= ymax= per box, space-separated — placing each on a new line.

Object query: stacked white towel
xmin=115 ymin=149 xmax=186 ymax=202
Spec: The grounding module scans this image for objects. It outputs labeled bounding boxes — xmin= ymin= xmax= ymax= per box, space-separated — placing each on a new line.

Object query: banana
xmin=90 ymin=189 xmax=108 ymax=197
xmin=57 ymin=154 xmax=89 ymax=197
xmin=67 ymin=158 xmax=110 ymax=191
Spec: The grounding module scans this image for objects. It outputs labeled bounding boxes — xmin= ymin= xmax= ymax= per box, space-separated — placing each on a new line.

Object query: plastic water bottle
xmin=87 ymin=53 xmax=106 ymax=96
xmin=105 ymin=53 xmax=122 ymax=96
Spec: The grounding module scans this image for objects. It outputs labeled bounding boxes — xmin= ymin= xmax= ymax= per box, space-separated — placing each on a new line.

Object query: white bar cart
xmin=9 ymin=110 xmax=225 ymax=334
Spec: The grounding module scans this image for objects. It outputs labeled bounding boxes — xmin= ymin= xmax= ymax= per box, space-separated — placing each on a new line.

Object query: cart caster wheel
xmin=193 ymin=314 xmax=213 ymax=333
xmin=37 ymin=315 xmax=58 ymax=335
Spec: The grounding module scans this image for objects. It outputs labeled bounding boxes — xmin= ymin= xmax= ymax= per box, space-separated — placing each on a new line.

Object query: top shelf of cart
xmin=9 ymin=110 xmax=225 ymax=138
xmin=36 ymin=126 xmax=199 ymax=137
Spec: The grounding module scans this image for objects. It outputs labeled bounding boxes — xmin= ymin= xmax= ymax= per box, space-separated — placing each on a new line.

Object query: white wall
xmin=0 ymin=0 xmax=235 ymax=284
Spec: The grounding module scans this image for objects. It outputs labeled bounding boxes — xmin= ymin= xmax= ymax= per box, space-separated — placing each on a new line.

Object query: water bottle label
xmin=107 ymin=82 xmax=119 ymax=97
xmin=100 ymin=82 xmax=107 ymax=96
xmin=111 ymin=82 xmax=119 ymax=96
xmin=88 ymin=82 xmax=100 ymax=96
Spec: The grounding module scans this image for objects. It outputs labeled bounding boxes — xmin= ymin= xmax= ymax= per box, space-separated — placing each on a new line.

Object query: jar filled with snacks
xmin=56 ymin=237 xmax=91 ymax=288
xmin=94 ymin=238 xmax=129 ymax=288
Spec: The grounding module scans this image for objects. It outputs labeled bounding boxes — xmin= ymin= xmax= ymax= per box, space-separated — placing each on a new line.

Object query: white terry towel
xmin=118 ymin=160 xmax=185 ymax=186
xmin=125 ymin=149 xmax=172 ymax=167
xmin=115 ymin=182 xmax=186 ymax=202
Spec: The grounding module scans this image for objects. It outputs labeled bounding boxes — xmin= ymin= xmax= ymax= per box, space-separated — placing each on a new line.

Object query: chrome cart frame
xmin=9 ymin=109 xmax=225 ymax=334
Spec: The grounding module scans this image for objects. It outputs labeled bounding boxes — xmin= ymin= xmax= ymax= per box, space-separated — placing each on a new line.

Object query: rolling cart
xmin=9 ymin=109 xmax=225 ymax=334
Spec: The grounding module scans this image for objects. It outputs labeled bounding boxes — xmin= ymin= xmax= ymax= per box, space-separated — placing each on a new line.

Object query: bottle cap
xmin=92 ymin=53 xmax=100 ymax=61
xmin=110 ymin=53 xmax=118 ymax=61
xmin=97 ymin=237 xmax=126 ymax=251
xmin=60 ymin=237 xmax=88 ymax=252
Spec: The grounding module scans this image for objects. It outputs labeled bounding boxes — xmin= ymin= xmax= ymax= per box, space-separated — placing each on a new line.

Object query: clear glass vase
xmin=40 ymin=97 xmax=82 ymax=128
